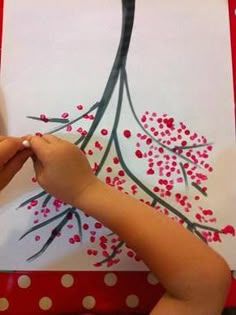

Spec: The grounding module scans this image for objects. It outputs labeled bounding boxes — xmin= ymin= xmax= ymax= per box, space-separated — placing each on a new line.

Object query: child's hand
xmin=29 ymin=135 xmax=98 ymax=206
xmin=0 ymin=136 xmax=31 ymax=190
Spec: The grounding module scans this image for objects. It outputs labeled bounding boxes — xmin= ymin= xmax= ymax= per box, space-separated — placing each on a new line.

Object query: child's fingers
xmin=0 ymin=138 xmax=23 ymax=166
xmin=31 ymin=156 xmax=43 ymax=178
xmin=0 ymin=149 xmax=31 ymax=189
xmin=42 ymin=134 xmax=62 ymax=143
xmin=29 ymin=136 xmax=50 ymax=162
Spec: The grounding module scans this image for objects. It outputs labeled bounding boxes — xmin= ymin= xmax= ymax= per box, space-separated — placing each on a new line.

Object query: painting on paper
xmin=0 ymin=0 xmax=235 ymax=270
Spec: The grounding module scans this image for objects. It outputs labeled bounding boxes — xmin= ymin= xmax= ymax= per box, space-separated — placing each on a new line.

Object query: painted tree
xmin=18 ymin=0 xmax=235 ymax=266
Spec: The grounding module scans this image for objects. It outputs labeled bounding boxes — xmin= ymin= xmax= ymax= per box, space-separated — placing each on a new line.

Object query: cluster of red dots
xmin=202 ymin=224 xmax=235 ymax=243
xmin=134 ymin=112 xmax=214 ymax=199
xmin=87 ymin=233 xmax=140 ymax=268
xmin=26 ymin=106 xmax=235 ymax=265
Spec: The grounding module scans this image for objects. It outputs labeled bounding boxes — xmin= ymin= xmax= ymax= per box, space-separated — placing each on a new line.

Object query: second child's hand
xmin=0 ymin=136 xmax=31 ymax=190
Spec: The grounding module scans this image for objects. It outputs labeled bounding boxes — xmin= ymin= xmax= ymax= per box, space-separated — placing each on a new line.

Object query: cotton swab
xmin=22 ymin=140 xmax=31 ymax=148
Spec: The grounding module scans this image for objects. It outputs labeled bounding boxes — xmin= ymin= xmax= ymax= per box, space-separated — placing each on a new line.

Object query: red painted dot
xmin=83 ymin=223 xmax=89 ymax=230
xmin=35 ymin=132 xmax=43 ymax=137
xmin=123 ymin=129 xmax=131 ymax=138
xmin=152 ymin=186 xmax=159 ymax=193
xmin=147 ymin=168 xmax=154 ymax=175
xmin=113 ymin=157 xmax=119 ymax=164
xmin=69 ymin=238 xmax=75 ymax=244
xmin=90 ymin=236 xmax=95 ymax=243
xmin=135 ymin=150 xmax=143 ymax=158
xmin=40 ymin=114 xmax=48 ymax=122
xmin=101 ymin=129 xmax=108 ymax=136
xmin=74 ymin=234 xmax=80 ymax=242
xmin=146 ymin=138 xmax=152 ymax=145
xmin=118 ymin=170 xmax=125 ymax=176
xmin=141 ymin=116 xmax=146 ymax=122
xmin=127 ymin=251 xmax=134 ymax=258
xmin=106 ymin=176 xmax=111 ymax=184
xmin=95 ymin=222 xmax=102 ymax=229
xmin=106 ymin=167 xmax=112 ymax=173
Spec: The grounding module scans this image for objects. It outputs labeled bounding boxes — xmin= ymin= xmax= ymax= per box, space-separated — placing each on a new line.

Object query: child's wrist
xmin=72 ymin=177 xmax=105 ymax=210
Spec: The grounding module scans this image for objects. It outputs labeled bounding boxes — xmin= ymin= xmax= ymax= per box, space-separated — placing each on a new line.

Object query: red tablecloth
xmin=0 ymin=1 xmax=235 ymax=314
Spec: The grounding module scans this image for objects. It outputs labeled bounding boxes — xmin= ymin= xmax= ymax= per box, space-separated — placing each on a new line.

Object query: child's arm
xmin=29 ymin=134 xmax=230 ymax=315
xmin=0 ymin=136 xmax=31 ymax=190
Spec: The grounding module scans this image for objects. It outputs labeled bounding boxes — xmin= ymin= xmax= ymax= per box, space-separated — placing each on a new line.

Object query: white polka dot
xmin=39 ymin=297 xmax=52 ymax=311
xmin=82 ymin=296 xmax=96 ymax=310
xmin=232 ymin=270 xmax=236 ymax=279
xmin=0 ymin=298 xmax=9 ymax=311
xmin=234 ymin=8 xmax=236 ymax=16
xmin=18 ymin=275 xmax=31 ymax=289
xmin=126 ymin=294 xmax=139 ymax=308
xmin=61 ymin=274 xmax=74 ymax=288
xmin=147 ymin=272 xmax=158 ymax=285
xmin=104 ymin=272 xmax=118 ymax=287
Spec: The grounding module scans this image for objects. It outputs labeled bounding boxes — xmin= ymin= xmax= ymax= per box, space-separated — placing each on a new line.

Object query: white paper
xmin=0 ymin=0 xmax=235 ymax=270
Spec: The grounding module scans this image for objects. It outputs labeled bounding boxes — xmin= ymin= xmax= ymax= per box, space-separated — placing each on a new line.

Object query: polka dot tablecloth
xmin=0 ymin=271 xmax=164 ymax=314
xmin=0 ymin=1 xmax=236 ymax=313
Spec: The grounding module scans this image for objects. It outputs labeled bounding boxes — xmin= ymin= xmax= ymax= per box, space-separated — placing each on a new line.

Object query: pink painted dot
xmin=31 ymin=200 xmax=38 ymax=207
xmin=123 ymin=130 xmax=131 ymax=138
xmin=77 ymin=104 xmax=83 ymax=110
xmin=141 ymin=116 xmax=146 ymax=123
xmin=66 ymin=125 xmax=72 ymax=132
xmin=35 ymin=235 xmax=40 ymax=241
xmin=61 ymin=112 xmax=69 ymax=118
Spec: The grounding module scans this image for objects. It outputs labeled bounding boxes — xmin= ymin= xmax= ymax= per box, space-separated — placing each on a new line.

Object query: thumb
xmin=29 ymin=135 xmax=50 ymax=163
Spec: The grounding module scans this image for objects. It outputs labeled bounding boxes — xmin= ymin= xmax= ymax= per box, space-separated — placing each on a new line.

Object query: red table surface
xmin=0 ymin=1 xmax=236 ymax=314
